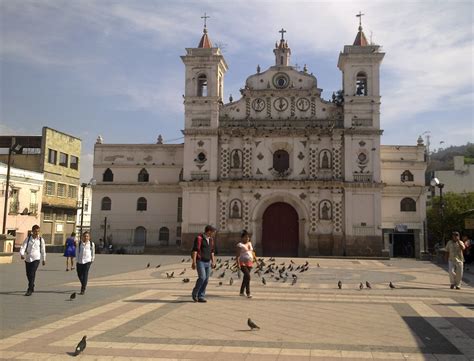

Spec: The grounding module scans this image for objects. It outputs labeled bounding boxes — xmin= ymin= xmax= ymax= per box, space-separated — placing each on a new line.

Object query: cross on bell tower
xmin=274 ymin=27 xmax=291 ymax=66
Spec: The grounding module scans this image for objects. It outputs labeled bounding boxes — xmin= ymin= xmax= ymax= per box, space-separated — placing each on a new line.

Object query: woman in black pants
xmin=236 ymin=230 xmax=255 ymax=298
xmin=76 ymin=231 xmax=95 ymax=295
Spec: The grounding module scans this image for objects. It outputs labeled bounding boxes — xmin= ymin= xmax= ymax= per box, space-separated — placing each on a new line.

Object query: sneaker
xmin=192 ymin=295 xmax=198 ymax=302
xmin=455 ymin=286 xmax=461 ymax=290
xmin=66 ymin=269 xmax=69 ymax=272
xmin=79 ymin=290 xmax=85 ymax=295
xmin=450 ymin=284 xmax=455 ymax=289
xmin=198 ymin=298 xmax=207 ymax=303
xmin=247 ymin=294 xmax=253 ymax=299
xmin=239 ymin=293 xmax=245 ymax=297
xmin=24 ymin=290 xmax=32 ymax=296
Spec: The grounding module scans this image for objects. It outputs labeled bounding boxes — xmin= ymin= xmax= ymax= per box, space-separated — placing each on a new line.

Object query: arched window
xmin=273 ymin=150 xmax=289 ymax=173
xmin=400 ymin=198 xmax=416 ymax=212
xmin=103 ymin=168 xmax=114 ymax=182
xmin=134 ymin=226 xmax=146 ymax=246
xmin=229 ymin=199 xmax=242 ymax=218
xmin=159 ymin=227 xmax=169 ymax=245
xmin=319 ymin=150 xmax=332 ymax=169
xmin=137 ymin=197 xmax=147 ymax=211
xmin=356 ymin=72 xmax=368 ymax=96
xmin=138 ymin=168 xmax=149 ymax=182
xmin=101 ymin=197 xmax=111 ymax=211
xmin=197 ymin=74 xmax=208 ymax=97
xmin=401 ymin=170 xmax=414 ymax=182
xmin=230 ymin=150 xmax=243 ymax=169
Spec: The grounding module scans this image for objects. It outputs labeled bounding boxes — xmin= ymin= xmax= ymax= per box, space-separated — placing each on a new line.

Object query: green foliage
xmin=427 ymin=192 xmax=474 ymax=243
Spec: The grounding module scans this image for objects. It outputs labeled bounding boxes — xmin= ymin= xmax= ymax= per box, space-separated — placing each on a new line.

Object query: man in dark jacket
xmin=191 ymin=225 xmax=216 ymax=302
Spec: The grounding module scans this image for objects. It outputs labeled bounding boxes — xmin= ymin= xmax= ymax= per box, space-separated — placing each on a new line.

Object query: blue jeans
xmin=192 ymin=261 xmax=210 ymax=299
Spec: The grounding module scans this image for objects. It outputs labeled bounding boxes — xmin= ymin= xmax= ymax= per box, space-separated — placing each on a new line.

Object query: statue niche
xmin=230 ymin=149 xmax=243 ymax=169
xmin=229 ymin=199 xmax=242 ymax=219
xmin=319 ymin=150 xmax=331 ymax=169
xmin=319 ymin=200 xmax=332 ymax=220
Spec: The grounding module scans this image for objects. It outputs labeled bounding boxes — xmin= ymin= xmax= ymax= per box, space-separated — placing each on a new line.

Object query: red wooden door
xmin=262 ymin=202 xmax=299 ymax=257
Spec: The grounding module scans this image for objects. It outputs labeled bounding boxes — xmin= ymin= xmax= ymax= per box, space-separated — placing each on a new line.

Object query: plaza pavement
xmin=0 ymin=253 xmax=473 ymax=361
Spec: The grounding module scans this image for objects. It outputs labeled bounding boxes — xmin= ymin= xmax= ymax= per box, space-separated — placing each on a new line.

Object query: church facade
xmin=91 ymin=21 xmax=427 ymax=258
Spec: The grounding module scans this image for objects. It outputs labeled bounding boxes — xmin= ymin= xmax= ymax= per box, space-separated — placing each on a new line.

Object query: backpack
xmin=25 ymin=235 xmax=44 ymax=255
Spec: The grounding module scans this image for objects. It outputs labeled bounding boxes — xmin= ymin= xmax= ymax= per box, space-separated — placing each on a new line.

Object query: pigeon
xmin=366 ymin=281 xmax=372 ymax=289
xmin=146 ymin=263 xmax=150 ymax=268
xmin=262 ymin=277 xmax=266 ymax=285
xmin=317 ymin=263 xmax=320 ymax=268
xmin=155 ymin=264 xmax=161 ymax=268
xmin=338 ymin=281 xmax=342 ymax=289
xmin=73 ymin=335 xmax=87 ymax=356
xmin=166 ymin=272 xmax=174 ymax=279
xmin=247 ymin=318 xmax=260 ymax=330
xmin=218 ymin=281 xmax=223 ymax=286
xmin=229 ymin=277 xmax=234 ymax=285
xmin=291 ymin=277 xmax=297 ymax=286
xmin=359 ymin=282 xmax=364 ymax=290
xmin=182 ymin=278 xmax=190 ymax=283
xmin=389 ymin=282 xmax=396 ymax=289
xmin=181 ymin=258 xmax=185 ymax=263
xmin=70 ymin=292 xmax=76 ymax=300
xmin=219 ymin=271 xmax=226 ymax=278
xmin=179 ymin=269 xmax=186 ymax=275
xmin=290 ymin=260 xmax=295 ymax=264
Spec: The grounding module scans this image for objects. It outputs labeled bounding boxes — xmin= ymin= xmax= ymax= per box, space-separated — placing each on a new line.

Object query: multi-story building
xmin=76 ymin=184 xmax=93 ymax=234
xmin=0 ymin=127 xmax=81 ymax=245
xmin=91 ymin=20 xmax=427 ymax=257
xmin=433 ymin=156 xmax=474 ymax=194
xmin=0 ymin=163 xmax=43 ymax=248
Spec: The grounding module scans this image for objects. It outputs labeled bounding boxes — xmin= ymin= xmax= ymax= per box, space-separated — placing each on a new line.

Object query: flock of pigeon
xmin=69 ymin=257 xmax=398 ymax=355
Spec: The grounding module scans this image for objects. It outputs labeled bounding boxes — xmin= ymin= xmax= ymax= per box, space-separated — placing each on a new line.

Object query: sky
xmin=1 ymin=0 xmax=473 ymax=182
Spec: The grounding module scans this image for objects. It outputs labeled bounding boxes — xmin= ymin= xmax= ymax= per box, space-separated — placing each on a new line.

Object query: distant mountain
xmin=427 ymin=143 xmax=474 ymax=172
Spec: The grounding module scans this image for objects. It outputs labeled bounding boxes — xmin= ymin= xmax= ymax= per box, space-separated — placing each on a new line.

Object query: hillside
xmin=427 ymin=143 xmax=474 ymax=172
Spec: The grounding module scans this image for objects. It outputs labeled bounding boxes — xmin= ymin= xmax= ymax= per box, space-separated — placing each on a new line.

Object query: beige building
xmin=0 ymin=163 xmax=43 ymax=248
xmin=0 ymin=127 xmax=81 ymax=245
xmin=91 ymin=21 xmax=427 ymax=257
xmin=433 ymin=156 xmax=474 ymax=194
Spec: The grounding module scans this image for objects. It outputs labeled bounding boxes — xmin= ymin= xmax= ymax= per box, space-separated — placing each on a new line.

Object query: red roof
xmin=198 ymin=29 xmax=212 ymax=48
xmin=353 ymin=26 xmax=368 ymax=46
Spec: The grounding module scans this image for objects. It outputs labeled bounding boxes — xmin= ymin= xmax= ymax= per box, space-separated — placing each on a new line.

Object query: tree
xmin=427 ymin=192 xmax=474 ymax=248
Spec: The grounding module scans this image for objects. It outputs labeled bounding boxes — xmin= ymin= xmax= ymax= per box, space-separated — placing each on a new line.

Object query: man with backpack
xmin=191 ymin=225 xmax=216 ymax=303
xmin=19 ymin=225 xmax=46 ymax=296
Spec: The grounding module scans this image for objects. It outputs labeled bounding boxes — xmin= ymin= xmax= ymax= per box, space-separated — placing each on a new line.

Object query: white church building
xmin=91 ymin=19 xmax=427 ymax=258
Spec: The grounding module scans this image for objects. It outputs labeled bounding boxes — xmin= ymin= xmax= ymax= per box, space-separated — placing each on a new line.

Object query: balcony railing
xmin=29 ymin=203 xmax=38 ymax=215
xmin=353 ymin=173 xmax=373 ymax=183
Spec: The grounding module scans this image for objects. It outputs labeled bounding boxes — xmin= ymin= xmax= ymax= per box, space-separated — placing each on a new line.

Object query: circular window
xmin=272 ymin=73 xmax=290 ymax=89
xmin=357 ymin=153 xmax=368 ymax=164
xmin=197 ymin=152 xmax=207 ymax=163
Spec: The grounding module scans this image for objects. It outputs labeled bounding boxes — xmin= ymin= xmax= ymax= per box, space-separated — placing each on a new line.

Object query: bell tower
xmin=273 ymin=28 xmax=291 ymax=66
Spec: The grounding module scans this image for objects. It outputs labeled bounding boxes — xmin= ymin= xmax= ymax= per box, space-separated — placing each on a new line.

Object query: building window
xmin=177 ymin=197 xmax=183 ymax=222
xmin=134 ymin=226 xmax=147 ymax=246
xmin=400 ymin=198 xmax=416 ymax=212
xmin=9 ymin=189 xmax=19 ymax=214
xmin=196 ymin=152 xmax=207 ymax=163
xmin=137 ymin=197 xmax=147 ymax=211
xmin=273 ymin=150 xmax=289 ymax=173
xmin=356 ymin=72 xmax=368 ymax=96
xmin=48 ymin=149 xmax=57 ymax=164
xmin=197 ymin=74 xmax=208 ymax=96
xmin=45 ymin=181 xmax=55 ymax=196
xmin=68 ymin=185 xmax=77 ymax=198
xmin=57 ymin=183 xmax=66 ymax=197
xmin=103 ymin=168 xmax=114 ymax=182
xmin=66 ymin=211 xmax=75 ymax=223
xmin=29 ymin=190 xmax=38 ymax=215
xmin=70 ymin=156 xmax=79 ymax=170
xmin=59 ymin=152 xmax=68 ymax=167
xmin=43 ymin=208 xmax=53 ymax=221
xmin=401 ymin=170 xmax=414 ymax=182
xmin=101 ymin=197 xmax=111 ymax=211
xmin=138 ymin=168 xmax=149 ymax=182
xmin=159 ymin=227 xmax=170 ymax=243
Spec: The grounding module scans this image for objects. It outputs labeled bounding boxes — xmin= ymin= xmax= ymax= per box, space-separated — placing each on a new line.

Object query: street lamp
xmin=430 ymin=177 xmax=445 ymax=243
xmin=79 ymin=178 xmax=96 ymax=236
xmin=2 ymin=139 xmax=23 ymax=234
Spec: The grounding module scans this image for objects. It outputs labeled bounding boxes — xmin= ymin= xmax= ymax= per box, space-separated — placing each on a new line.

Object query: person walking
xmin=462 ymin=234 xmax=472 ymax=271
xmin=191 ymin=225 xmax=216 ymax=303
xmin=446 ymin=231 xmax=466 ymax=289
xmin=64 ymin=232 xmax=77 ymax=271
xmin=19 ymin=225 xmax=46 ymax=296
xmin=236 ymin=230 xmax=255 ymax=298
xmin=76 ymin=231 xmax=95 ymax=295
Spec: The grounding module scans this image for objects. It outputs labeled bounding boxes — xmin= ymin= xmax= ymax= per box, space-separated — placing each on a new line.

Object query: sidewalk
xmin=1 ymin=255 xmax=473 ymax=360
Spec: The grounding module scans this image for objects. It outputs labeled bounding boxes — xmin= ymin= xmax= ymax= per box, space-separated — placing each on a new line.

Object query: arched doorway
xmin=262 ymin=202 xmax=299 ymax=256
xmin=134 ymin=226 xmax=147 ymax=246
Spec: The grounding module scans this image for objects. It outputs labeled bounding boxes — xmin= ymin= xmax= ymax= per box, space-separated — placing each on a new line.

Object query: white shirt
xmin=76 ymin=241 xmax=95 ymax=264
xmin=19 ymin=236 xmax=46 ymax=263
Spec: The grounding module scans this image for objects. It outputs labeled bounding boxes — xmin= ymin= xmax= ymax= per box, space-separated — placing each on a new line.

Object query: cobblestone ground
xmin=1 ymin=254 xmax=473 ymax=360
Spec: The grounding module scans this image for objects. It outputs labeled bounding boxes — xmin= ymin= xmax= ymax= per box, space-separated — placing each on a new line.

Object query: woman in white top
xmin=235 ymin=230 xmax=255 ymax=298
xmin=76 ymin=231 xmax=95 ymax=295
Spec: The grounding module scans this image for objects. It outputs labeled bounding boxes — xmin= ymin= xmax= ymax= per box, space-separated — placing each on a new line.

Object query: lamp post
xmin=430 ymin=177 xmax=445 ymax=244
xmin=79 ymin=178 xmax=96 ymax=236
xmin=2 ymin=139 xmax=23 ymax=234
